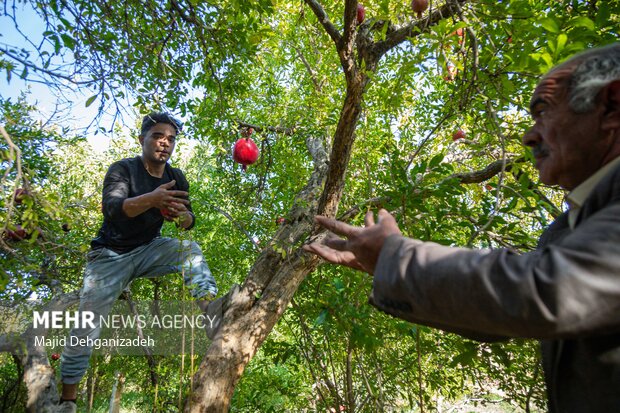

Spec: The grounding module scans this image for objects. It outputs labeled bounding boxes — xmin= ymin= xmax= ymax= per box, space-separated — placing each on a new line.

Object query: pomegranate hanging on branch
xmin=233 ymin=127 xmax=260 ymax=171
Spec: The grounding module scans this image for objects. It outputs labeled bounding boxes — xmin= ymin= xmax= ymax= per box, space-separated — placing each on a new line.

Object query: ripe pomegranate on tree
xmin=452 ymin=129 xmax=466 ymax=141
xmin=233 ymin=129 xmax=260 ymax=171
xmin=453 ymin=28 xmax=465 ymax=45
xmin=356 ymin=3 xmax=365 ymax=24
xmin=411 ymin=0 xmax=428 ymax=18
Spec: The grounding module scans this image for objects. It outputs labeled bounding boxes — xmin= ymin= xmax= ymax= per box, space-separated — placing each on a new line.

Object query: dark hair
xmin=140 ymin=112 xmax=183 ymax=136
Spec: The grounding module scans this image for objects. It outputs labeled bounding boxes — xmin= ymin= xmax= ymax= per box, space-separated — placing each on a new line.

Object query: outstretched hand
xmin=303 ymin=209 xmax=402 ymax=275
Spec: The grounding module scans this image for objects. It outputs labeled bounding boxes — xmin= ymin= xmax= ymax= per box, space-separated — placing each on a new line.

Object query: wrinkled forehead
xmin=530 ymin=62 xmax=578 ymax=105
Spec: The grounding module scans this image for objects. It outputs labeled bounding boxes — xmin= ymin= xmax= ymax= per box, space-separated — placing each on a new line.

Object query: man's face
xmin=522 ymin=65 xmax=610 ymax=190
xmin=139 ymin=123 xmax=177 ymax=165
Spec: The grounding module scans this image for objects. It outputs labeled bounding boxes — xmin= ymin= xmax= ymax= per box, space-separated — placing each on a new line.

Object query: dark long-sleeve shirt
xmin=91 ymin=156 xmax=193 ymax=253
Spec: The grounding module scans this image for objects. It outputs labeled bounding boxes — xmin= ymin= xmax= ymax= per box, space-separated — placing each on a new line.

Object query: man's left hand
xmin=164 ymin=201 xmax=193 ymax=228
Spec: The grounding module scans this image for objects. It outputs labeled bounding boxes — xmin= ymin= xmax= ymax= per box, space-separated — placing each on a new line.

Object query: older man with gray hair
xmin=305 ymin=42 xmax=620 ymax=412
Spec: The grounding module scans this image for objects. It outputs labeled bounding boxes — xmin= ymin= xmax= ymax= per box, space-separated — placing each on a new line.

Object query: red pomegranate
xmin=357 ymin=4 xmax=365 ymax=24
xmin=411 ymin=0 xmax=428 ymax=19
xmin=452 ymin=129 xmax=466 ymax=141
xmin=160 ymin=209 xmax=174 ymax=221
xmin=233 ymin=137 xmax=260 ymax=171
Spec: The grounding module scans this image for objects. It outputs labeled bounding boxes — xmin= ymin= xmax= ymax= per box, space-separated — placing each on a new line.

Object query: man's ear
xmin=601 ymin=80 xmax=620 ymax=131
xmin=138 ymin=135 xmax=145 ymax=146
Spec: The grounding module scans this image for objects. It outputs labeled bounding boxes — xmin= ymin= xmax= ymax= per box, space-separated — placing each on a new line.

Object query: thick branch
xmin=341 ymin=0 xmax=359 ymax=63
xmin=448 ymin=157 xmax=522 ymax=184
xmin=304 ymin=0 xmax=342 ymax=46
xmin=371 ymin=0 xmax=469 ymax=59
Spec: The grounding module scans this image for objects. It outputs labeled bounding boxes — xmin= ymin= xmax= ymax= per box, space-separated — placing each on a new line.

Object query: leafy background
xmin=1 ymin=0 xmax=619 ymax=411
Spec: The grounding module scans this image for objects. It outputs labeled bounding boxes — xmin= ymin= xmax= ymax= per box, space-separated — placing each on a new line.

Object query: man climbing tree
xmin=57 ymin=112 xmax=221 ymax=413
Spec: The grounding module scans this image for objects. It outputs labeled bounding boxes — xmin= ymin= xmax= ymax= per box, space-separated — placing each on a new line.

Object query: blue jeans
xmin=61 ymin=237 xmax=217 ymax=384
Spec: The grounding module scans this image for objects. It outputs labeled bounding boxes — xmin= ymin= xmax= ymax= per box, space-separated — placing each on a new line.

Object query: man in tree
xmin=305 ymin=43 xmax=620 ymax=412
xmin=57 ymin=113 xmax=220 ymax=412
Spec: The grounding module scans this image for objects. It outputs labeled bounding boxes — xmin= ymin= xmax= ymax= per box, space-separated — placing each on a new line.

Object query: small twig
xmin=199 ymin=201 xmax=260 ymax=251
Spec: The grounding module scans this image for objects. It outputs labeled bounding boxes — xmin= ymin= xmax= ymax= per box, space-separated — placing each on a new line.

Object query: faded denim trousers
xmin=61 ymin=237 xmax=217 ymax=384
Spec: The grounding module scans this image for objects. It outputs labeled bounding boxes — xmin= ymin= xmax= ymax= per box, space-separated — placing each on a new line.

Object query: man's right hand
xmin=148 ymin=180 xmax=190 ymax=210
xmin=303 ymin=209 xmax=402 ymax=275
xmin=122 ymin=180 xmax=190 ymax=218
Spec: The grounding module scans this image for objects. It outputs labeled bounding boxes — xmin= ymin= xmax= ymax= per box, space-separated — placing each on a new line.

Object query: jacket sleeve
xmin=101 ymin=161 xmax=130 ymax=222
xmin=370 ymin=201 xmax=620 ymax=340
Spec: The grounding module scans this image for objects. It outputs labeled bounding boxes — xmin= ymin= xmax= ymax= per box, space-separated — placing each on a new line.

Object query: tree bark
xmin=108 ymin=371 xmax=125 ymax=413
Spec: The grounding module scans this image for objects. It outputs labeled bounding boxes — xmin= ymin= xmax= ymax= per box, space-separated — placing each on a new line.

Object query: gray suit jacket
xmin=370 ymin=163 xmax=620 ymax=412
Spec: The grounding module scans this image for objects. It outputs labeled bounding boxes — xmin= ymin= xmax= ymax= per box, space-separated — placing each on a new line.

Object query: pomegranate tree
xmin=233 ymin=128 xmax=260 ymax=171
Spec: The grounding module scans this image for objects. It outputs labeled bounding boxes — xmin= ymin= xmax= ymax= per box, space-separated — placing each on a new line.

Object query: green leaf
xmin=556 ymin=33 xmax=568 ymax=56
xmin=570 ymin=16 xmax=595 ymax=31
xmin=61 ymin=33 xmax=75 ymax=51
xmin=540 ymin=17 xmax=559 ymax=33
xmin=85 ymin=95 xmax=97 ymax=107
xmin=429 ymin=153 xmax=444 ymax=169
xmin=314 ymin=309 xmax=328 ymax=326
xmin=596 ymin=2 xmax=611 ymax=26
xmin=333 ymin=278 xmax=345 ymax=292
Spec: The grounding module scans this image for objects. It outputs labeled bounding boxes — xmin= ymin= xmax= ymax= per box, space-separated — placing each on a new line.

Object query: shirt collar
xmin=566 ymin=156 xmax=620 ymax=210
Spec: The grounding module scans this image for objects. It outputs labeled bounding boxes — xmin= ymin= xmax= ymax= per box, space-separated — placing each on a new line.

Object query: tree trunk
xmin=87 ymin=358 xmax=97 ymax=413
xmin=108 ymin=371 xmax=125 ymax=413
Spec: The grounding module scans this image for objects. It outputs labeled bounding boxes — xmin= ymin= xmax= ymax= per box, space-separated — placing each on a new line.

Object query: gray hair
xmin=567 ymin=43 xmax=620 ymax=113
